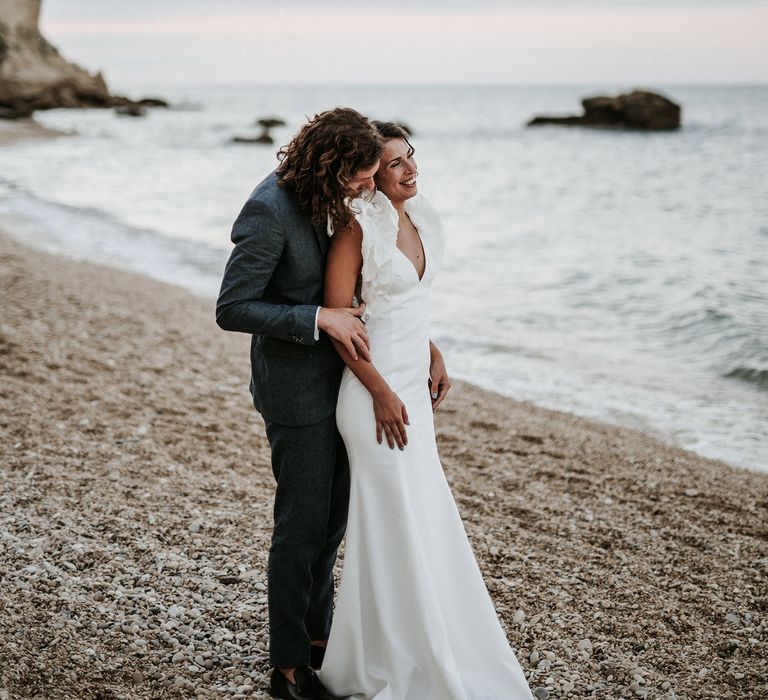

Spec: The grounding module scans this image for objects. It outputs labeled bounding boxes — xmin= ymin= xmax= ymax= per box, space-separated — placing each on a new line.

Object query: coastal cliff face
xmin=0 ymin=0 xmax=111 ymax=113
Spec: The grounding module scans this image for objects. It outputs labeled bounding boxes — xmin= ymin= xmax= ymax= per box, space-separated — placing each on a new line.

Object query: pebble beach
xmin=1 ymin=209 xmax=767 ymax=699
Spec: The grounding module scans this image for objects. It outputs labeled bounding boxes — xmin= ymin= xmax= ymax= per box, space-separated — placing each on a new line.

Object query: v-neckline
xmin=395 ymin=216 xmax=427 ymax=283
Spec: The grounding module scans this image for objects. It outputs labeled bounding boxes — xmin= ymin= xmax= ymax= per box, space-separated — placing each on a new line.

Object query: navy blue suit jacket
xmin=216 ymin=172 xmax=344 ymax=426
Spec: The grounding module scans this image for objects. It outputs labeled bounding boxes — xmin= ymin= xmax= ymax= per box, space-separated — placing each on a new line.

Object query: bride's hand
xmin=372 ymin=388 xmax=410 ymax=450
xmin=428 ymin=342 xmax=451 ymax=411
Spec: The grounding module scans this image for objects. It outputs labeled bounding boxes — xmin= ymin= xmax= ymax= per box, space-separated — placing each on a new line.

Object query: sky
xmin=39 ymin=0 xmax=768 ymax=88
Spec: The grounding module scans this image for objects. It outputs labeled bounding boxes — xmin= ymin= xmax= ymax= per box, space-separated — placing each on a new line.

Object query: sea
xmin=1 ymin=84 xmax=766 ymax=472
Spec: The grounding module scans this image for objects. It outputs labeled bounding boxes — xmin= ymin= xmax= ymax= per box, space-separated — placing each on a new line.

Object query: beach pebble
xmin=168 ymin=604 xmax=185 ymax=618
xmin=3 ymin=232 xmax=767 ymax=700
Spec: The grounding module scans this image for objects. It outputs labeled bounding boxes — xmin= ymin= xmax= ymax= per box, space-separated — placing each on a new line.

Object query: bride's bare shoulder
xmin=329 ymin=218 xmax=363 ymax=248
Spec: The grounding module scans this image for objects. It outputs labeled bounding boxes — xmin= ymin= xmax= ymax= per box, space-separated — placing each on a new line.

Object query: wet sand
xmin=0 ymin=118 xmax=69 ymax=146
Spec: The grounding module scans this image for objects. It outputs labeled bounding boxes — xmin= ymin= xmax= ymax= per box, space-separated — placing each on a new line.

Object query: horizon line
xmin=110 ymin=80 xmax=768 ymax=90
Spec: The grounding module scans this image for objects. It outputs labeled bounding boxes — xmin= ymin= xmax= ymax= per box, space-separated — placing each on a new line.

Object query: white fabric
xmin=318 ymin=190 xmax=532 ymax=700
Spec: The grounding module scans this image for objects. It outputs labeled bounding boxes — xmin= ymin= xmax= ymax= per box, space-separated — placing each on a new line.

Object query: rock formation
xmin=114 ymin=104 xmax=147 ymax=118
xmin=255 ymin=117 xmax=286 ymax=129
xmin=527 ymin=90 xmax=682 ymax=131
xmin=231 ymin=133 xmax=274 ymax=145
xmin=0 ymin=0 xmax=166 ymax=119
xmin=231 ymin=116 xmax=289 ymax=145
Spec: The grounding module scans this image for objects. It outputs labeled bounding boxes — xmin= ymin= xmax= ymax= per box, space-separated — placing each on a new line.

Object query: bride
xmin=318 ymin=121 xmax=533 ymax=700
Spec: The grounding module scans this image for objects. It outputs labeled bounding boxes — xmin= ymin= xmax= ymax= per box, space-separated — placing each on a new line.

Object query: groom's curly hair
xmin=276 ymin=107 xmax=383 ymax=231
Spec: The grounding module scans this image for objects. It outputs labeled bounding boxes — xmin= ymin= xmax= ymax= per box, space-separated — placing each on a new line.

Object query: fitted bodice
xmin=349 ymin=190 xmax=444 ymax=323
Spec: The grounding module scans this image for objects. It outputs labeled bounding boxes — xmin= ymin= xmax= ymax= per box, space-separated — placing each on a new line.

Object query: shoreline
xmin=0 ymin=117 xmax=71 ymax=147
xmin=0 ymin=214 xmax=760 ymax=476
xmin=1 ymin=230 xmax=767 ymax=699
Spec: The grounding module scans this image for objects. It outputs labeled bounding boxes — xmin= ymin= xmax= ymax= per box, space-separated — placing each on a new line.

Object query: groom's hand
xmin=318 ymin=304 xmax=371 ymax=362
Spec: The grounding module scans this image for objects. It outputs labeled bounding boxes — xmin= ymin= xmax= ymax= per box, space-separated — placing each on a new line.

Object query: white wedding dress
xmin=318 ymin=190 xmax=533 ymax=700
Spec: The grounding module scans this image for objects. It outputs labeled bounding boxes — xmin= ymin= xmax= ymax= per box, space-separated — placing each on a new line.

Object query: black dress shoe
xmin=310 ymin=643 xmax=326 ymax=670
xmin=270 ymin=665 xmax=339 ymax=699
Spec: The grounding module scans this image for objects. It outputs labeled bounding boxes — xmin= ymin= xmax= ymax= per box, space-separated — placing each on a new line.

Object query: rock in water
xmin=115 ymin=104 xmax=147 ymax=118
xmin=255 ymin=116 xmax=286 ymax=129
xmin=527 ymin=89 xmax=681 ymax=130
xmin=231 ymin=116 xmax=289 ymax=145
xmin=137 ymin=97 xmax=169 ymax=108
xmin=0 ymin=0 xmax=111 ymax=116
xmin=231 ymin=132 xmax=274 ymax=145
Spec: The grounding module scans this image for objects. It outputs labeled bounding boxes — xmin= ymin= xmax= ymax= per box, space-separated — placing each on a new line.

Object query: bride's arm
xmin=325 ymin=220 xmax=410 ymax=450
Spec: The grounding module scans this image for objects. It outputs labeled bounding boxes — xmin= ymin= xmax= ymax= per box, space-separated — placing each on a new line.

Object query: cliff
xmin=0 ymin=0 xmax=126 ymax=118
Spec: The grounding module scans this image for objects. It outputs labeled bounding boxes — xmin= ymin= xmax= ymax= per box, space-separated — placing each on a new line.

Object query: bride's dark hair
xmin=276 ymin=107 xmax=383 ymax=231
xmin=371 ymin=121 xmax=414 ymax=153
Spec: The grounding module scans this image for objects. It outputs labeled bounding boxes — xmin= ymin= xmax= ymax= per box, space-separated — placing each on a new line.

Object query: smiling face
xmin=374 ymin=138 xmax=418 ymax=204
xmin=343 ymin=161 xmax=380 ymax=198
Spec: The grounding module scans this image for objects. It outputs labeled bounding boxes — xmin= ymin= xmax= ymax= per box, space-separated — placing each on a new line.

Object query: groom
xmin=216 ymin=107 xmax=383 ymax=700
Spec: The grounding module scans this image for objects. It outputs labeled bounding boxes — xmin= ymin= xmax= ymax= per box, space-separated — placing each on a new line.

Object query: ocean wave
xmin=0 ymin=187 xmax=227 ymax=298
xmin=723 ymin=366 xmax=768 ymax=390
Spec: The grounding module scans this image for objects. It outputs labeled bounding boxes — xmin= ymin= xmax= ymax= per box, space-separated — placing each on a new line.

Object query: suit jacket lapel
xmin=312 ymin=218 xmax=331 ymax=258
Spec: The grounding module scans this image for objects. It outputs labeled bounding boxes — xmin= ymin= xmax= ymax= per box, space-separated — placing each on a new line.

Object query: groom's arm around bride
xmin=216 ymin=171 xmax=371 ymax=426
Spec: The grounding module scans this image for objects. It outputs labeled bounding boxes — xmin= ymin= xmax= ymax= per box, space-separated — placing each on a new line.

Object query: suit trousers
xmin=263 ymin=413 xmax=350 ymax=667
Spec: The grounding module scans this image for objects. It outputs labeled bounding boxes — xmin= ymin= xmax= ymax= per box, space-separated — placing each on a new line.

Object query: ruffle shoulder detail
xmin=350 ymin=190 xmax=399 ymax=317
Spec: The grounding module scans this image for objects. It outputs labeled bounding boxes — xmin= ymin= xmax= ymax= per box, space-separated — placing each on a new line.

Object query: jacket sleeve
xmin=215 ymin=198 xmax=318 ymax=345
